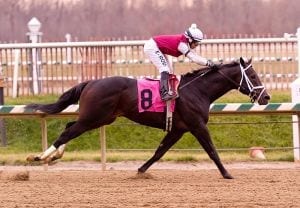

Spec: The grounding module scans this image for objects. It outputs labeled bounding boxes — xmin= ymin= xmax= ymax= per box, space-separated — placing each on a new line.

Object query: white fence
xmin=0 ymin=35 xmax=299 ymax=96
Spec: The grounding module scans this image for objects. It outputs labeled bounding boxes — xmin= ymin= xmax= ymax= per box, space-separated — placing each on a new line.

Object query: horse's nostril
xmin=265 ymin=95 xmax=270 ymax=100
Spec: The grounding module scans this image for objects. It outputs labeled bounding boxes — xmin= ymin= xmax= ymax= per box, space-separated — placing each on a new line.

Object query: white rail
xmin=0 ymin=37 xmax=297 ymax=49
xmin=0 ymin=35 xmax=299 ymax=96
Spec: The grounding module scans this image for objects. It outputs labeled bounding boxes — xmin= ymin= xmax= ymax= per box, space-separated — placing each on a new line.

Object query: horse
xmin=26 ymin=57 xmax=270 ymax=179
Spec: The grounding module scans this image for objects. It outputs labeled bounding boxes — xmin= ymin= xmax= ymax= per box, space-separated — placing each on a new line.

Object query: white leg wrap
xmin=57 ymin=144 xmax=66 ymax=155
xmin=54 ymin=144 xmax=66 ymax=158
xmin=40 ymin=145 xmax=57 ymax=160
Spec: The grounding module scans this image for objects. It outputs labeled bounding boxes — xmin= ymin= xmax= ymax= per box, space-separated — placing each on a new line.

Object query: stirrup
xmin=161 ymin=92 xmax=177 ymax=101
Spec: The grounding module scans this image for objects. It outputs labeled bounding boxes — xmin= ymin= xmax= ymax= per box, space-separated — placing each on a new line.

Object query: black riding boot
xmin=160 ymin=71 xmax=176 ymax=101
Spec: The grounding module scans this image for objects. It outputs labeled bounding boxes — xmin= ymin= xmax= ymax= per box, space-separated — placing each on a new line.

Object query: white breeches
xmin=144 ymin=38 xmax=172 ymax=73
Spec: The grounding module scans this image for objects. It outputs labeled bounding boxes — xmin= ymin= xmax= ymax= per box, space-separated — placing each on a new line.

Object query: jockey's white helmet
xmin=184 ymin=23 xmax=204 ymax=43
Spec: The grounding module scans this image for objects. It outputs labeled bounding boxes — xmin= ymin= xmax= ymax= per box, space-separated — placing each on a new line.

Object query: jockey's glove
xmin=206 ymin=60 xmax=215 ymax=67
xmin=207 ymin=60 xmax=219 ymax=70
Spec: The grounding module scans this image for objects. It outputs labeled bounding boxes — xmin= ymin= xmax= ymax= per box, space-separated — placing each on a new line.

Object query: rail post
xmin=100 ymin=126 xmax=106 ymax=171
xmin=291 ymin=27 xmax=300 ymax=161
xmin=40 ymin=118 xmax=48 ymax=170
xmin=27 ymin=17 xmax=43 ymax=95
xmin=297 ymin=27 xmax=300 ymax=76
xmin=65 ymin=33 xmax=72 ymax=64
xmin=12 ymin=49 xmax=20 ymax=98
xmin=0 ymin=75 xmax=6 ymax=146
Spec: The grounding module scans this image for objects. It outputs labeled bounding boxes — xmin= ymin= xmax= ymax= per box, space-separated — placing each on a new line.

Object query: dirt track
xmin=1 ymin=161 xmax=300 ymax=208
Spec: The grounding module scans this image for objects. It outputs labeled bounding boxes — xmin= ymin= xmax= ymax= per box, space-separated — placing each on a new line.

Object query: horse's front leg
xmin=191 ymin=124 xmax=233 ymax=179
xmin=138 ymin=130 xmax=184 ymax=173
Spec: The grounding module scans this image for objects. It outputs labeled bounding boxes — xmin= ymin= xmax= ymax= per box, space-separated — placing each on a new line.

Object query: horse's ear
xmin=248 ymin=57 xmax=252 ymax=64
xmin=240 ymin=57 xmax=246 ymax=68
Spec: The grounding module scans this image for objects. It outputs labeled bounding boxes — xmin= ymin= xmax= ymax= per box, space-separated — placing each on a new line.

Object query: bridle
xmin=217 ymin=63 xmax=266 ymax=103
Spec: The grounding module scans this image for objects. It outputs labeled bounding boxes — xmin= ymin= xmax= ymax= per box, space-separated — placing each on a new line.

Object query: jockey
xmin=144 ymin=23 xmax=215 ymax=101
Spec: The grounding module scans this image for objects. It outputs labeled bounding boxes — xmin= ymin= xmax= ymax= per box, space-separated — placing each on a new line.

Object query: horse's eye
xmin=250 ymin=75 xmax=256 ymax=79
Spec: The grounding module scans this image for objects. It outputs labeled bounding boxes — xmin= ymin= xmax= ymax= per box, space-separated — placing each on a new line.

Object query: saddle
xmin=137 ymin=75 xmax=180 ymax=131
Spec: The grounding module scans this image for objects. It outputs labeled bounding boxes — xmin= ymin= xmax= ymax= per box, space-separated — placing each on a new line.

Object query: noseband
xmin=217 ymin=64 xmax=266 ymax=103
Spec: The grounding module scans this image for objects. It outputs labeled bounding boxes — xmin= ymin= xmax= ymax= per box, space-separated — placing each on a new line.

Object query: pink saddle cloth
xmin=137 ymin=78 xmax=176 ymax=113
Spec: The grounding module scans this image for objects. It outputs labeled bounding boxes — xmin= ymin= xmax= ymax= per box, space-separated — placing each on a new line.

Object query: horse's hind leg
xmin=138 ymin=130 xmax=184 ymax=173
xmin=45 ymin=144 xmax=66 ymax=163
xmin=46 ymin=121 xmax=76 ymax=162
xmin=65 ymin=121 xmax=76 ymax=129
xmin=28 ymin=118 xmax=115 ymax=163
xmin=191 ymin=125 xmax=233 ymax=179
xmin=27 ymin=121 xmax=76 ymax=163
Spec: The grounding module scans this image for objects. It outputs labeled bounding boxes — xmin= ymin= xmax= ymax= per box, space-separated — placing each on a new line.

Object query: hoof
xmin=133 ymin=172 xmax=154 ymax=179
xmin=50 ymin=156 xmax=59 ymax=162
xmin=137 ymin=168 xmax=145 ymax=174
xmin=26 ymin=155 xmax=41 ymax=162
xmin=223 ymin=173 xmax=234 ymax=179
xmin=44 ymin=156 xmax=59 ymax=165
xmin=26 ymin=155 xmax=36 ymax=162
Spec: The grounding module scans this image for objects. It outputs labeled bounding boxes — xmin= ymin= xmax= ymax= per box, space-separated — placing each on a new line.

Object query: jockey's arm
xmin=185 ymin=51 xmax=208 ymax=66
xmin=178 ymin=42 xmax=208 ymax=66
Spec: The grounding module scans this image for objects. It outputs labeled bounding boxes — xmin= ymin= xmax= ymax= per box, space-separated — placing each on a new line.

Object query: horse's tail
xmin=26 ymin=81 xmax=90 ymax=114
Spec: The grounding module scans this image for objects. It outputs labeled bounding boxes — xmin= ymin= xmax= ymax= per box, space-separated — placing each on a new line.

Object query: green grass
xmin=0 ymin=90 xmax=295 ymax=164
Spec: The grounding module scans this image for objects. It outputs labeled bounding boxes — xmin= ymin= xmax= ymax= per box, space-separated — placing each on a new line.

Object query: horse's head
xmin=180 ymin=58 xmax=270 ymax=105
xmin=235 ymin=57 xmax=270 ymax=105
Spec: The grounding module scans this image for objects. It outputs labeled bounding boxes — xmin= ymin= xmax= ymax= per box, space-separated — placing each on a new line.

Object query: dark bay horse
xmin=26 ymin=57 xmax=270 ymax=179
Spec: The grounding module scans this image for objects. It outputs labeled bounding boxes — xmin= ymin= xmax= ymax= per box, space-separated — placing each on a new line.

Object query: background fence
xmin=0 ymin=37 xmax=298 ymax=96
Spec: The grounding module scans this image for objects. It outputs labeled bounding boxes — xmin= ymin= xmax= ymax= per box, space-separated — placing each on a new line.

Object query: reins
xmin=178 ymin=68 xmax=211 ymax=90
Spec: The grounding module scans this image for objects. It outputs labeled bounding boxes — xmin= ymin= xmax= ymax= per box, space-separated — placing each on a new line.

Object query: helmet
xmin=184 ymin=23 xmax=204 ymax=43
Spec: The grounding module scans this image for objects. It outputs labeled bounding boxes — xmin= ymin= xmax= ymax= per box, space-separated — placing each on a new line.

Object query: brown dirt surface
xmin=1 ymin=161 xmax=300 ymax=208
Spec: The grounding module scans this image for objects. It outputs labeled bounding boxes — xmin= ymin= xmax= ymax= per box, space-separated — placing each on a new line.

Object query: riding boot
xmin=160 ymin=71 xmax=177 ymax=101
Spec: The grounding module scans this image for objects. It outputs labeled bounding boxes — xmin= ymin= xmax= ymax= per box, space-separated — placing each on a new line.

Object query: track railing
xmin=1 ymin=103 xmax=300 ymax=170
xmin=0 ymin=35 xmax=299 ymax=96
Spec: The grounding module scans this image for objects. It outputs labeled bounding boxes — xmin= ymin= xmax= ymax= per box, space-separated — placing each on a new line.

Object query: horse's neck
xmin=181 ymin=67 xmax=239 ymax=103
xmin=206 ymin=76 xmax=233 ymax=102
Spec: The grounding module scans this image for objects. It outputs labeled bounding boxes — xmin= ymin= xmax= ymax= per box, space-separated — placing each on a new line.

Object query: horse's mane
xmin=182 ymin=60 xmax=240 ymax=77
